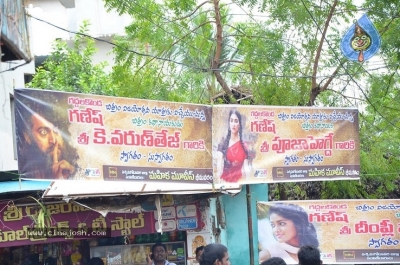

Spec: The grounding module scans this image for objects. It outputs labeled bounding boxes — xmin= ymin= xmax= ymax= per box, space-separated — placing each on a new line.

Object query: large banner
xmin=15 ymin=89 xmax=360 ymax=184
xmin=14 ymin=89 xmax=212 ymax=182
xmin=212 ymin=105 xmax=360 ymax=184
xmin=257 ymin=200 xmax=400 ymax=264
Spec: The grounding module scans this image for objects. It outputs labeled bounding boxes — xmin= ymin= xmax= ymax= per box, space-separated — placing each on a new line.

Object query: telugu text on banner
xmin=212 ymin=105 xmax=360 ymax=184
xmin=257 ymin=200 xmax=400 ymax=264
xmin=15 ymin=89 xmax=360 ymax=184
xmin=14 ymin=89 xmax=213 ymax=182
xmin=0 ymin=202 xmax=201 ymax=248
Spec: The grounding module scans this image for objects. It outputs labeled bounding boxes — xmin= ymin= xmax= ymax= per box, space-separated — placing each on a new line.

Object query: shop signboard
xmin=155 ymin=220 xmax=176 ymax=232
xmin=153 ymin=205 xmax=200 ymax=232
xmin=0 ymin=202 xmax=201 ymax=248
xmin=212 ymin=105 xmax=360 ymax=184
xmin=176 ymin=205 xmax=197 ymax=218
xmin=14 ymin=88 xmax=213 ymax=183
xmin=154 ymin=207 xmax=176 ymax=220
xmin=177 ymin=218 xmax=197 ymax=230
xmin=257 ymin=200 xmax=400 ymax=264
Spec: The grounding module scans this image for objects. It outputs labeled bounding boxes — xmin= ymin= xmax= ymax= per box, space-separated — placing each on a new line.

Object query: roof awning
xmin=0 ymin=180 xmax=241 ymax=216
xmin=43 ymin=181 xmax=242 ymax=199
xmin=0 ymin=180 xmax=51 ymax=193
xmin=42 ymin=181 xmax=242 ymax=216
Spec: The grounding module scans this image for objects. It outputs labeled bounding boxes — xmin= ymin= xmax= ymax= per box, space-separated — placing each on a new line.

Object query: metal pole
xmin=246 ymin=184 xmax=254 ymax=265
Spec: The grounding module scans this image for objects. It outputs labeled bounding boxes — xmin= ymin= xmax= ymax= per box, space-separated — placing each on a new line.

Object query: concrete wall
xmin=74 ymin=0 xmax=131 ymax=37
xmin=209 ymin=184 xmax=268 ymax=265
xmin=222 ymin=189 xmax=249 ymax=264
xmin=0 ymin=0 xmax=35 ymax=172
xmin=28 ymin=0 xmax=132 ymax=72
xmin=0 ymin=60 xmax=35 ymax=171
xmin=0 ymin=0 xmax=130 ymax=169
xmin=28 ymin=0 xmax=70 ymax=56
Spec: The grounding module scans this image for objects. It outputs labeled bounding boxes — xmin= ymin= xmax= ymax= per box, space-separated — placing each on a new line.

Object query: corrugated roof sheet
xmin=0 ymin=180 xmax=51 ymax=193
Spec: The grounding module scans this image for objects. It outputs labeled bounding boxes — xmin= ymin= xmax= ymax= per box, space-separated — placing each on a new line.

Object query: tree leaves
xmin=28 ymin=20 xmax=117 ymax=96
xmin=30 ymin=0 xmax=400 ymax=200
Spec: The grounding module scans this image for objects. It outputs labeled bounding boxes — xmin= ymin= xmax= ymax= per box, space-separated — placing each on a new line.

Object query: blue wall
xmin=220 ymin=184 xmax=268 ymax=265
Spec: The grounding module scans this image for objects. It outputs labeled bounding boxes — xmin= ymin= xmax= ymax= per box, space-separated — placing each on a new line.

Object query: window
xmin=24 ymin=74 xmax=33 ymax=85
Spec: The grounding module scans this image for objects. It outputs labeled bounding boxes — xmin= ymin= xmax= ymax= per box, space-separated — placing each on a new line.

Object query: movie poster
xmin=15 ymin=88 xmax=212 ymax=182
xmin=212 ymin=105 xmax=359 ymax=184
xmin=258 ymin=200 xmax=400 ymax=264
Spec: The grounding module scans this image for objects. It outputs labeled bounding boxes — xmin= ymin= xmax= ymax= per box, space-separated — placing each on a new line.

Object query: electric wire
xmin=115 ymin=0 xmax=257 ymax=88
xmin=25 ymin=0 xmax=400 ymax=134
xmin=0 ymin=61 xmax=31 ymax=73
xmin=29 ymin=14 xmax=398 ymax=82
xmin=26 ymin=11 xmax=400 ymax=78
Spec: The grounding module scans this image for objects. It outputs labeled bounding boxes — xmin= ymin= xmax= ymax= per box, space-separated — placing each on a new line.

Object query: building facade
xmin=0 ymin=0 xmax=34 ymax=174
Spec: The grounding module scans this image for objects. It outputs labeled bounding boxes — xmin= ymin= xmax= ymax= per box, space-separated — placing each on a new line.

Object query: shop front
xmin=0 ymin=199 xmax=211 ymax=265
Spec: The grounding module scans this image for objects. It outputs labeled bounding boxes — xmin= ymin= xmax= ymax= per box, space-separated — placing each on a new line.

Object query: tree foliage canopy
xmin=102 ymin=0 xmax=400 ymax=199
xmin=31 ymin=0 xmax=400 ymax=199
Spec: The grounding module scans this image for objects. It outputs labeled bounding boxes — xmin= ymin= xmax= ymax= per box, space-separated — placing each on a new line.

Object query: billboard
xmin=257 ymin=200 xmax=400 ymax=264
xmin=15 ymin=89 xmax=360 ymax=184
xmin=14 ymin=89 xmax=212 ymax=182
xmin=212 ymin=105 xmax=360 ymax=184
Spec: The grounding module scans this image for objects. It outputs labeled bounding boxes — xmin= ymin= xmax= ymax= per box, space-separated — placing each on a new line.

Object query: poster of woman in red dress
xmin=215 ymin=109 xmax=250 ymax=182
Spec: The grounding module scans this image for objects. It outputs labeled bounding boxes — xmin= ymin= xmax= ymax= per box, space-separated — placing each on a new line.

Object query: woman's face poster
xmin=212 ymin=105 xmax=360 ymax=184
xmin=257 ymin=200 xmax=400 ymax=264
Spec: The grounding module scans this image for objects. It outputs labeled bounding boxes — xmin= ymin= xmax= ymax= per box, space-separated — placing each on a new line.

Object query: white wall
xmin=64 ymin=36 xmax=115 ymax=73
xmin=0 ymin=0 xmax=131 ymax=171
xmin=28 ymin=0 xmax=132 ymax=71
xmin=28 ymin=0 xmax=70 ymax=56
xmin=74 ymin=0 xmax=130 ymax=38
xmin=0 ymin=0 xmax=130 ymax=171
xmin=0 ymin=60 xmax=35 ymax=171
